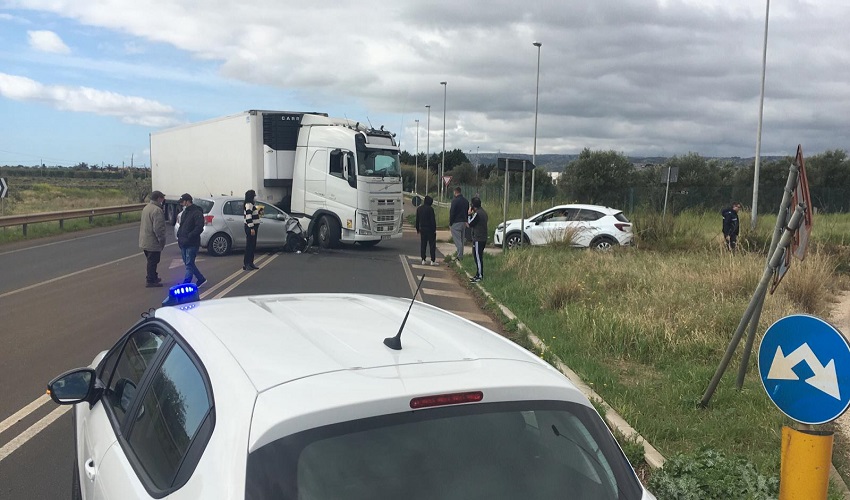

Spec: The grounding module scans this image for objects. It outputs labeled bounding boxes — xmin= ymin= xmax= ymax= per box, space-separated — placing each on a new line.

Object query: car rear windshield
xmin=245 ymin=400 xmax=642 ymax=500
xmin=614 ymin=212 xmax=630 ymax=223
xmin=194 ymin=199 xmax=214 ymax=214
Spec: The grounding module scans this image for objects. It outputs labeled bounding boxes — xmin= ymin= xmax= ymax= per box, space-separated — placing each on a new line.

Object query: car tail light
xmin=410 ymin=391 xmax=483 ymax=409
xmin=204 ymin=215 xmax=214 ymax=225
xmin=614 ymin=223 xmax=631 ymax=232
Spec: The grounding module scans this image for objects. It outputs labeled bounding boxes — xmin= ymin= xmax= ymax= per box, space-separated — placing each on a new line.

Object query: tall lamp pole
xmin=751 ymin=0 xmax=770 ymax=230
xmin=441 ymin=81 xmax=447 ymax=200
xmin=414 ymin=119 xmax=420 ymax=195
xmin=531 ymin=41 xmax=542 ymax=212
xmin=425 ymin=105 xmax=431 ymax=196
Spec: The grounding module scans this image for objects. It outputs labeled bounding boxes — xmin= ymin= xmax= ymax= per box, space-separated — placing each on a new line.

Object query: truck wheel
xmin=208 ymin=233 xmax=232 ymax=256
xmin=316 ymin=216 xmax=341 ymax=249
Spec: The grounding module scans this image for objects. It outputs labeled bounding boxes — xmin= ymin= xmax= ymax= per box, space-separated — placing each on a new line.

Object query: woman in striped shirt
xmin=243 ymin=189 xmax=261 ymax=270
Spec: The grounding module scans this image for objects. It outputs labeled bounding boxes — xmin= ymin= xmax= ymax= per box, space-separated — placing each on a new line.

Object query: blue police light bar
xmin=162 ymin=283 xmax=200 ymax=307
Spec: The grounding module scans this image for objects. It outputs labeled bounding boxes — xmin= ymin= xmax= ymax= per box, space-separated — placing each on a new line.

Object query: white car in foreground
xmin=48 ymin=286 xmax=654 ymax=499
xmin=494 ymin=203 xmax=634 ymax=250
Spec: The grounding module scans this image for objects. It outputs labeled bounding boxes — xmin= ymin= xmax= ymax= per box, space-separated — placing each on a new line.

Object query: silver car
xmin=175 ymin=196 xmax=292 ymax=256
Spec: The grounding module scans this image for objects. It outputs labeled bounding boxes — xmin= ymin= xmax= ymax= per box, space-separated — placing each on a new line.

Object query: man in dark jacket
xmin=415 ymin=195 xmax=438 ymax=265
xmin=449 ymin=187 xmax=469 ymax=260
xmin=176 ymin=193 xmax=207 ymax=287
xmin=721 ymin=202 xmax=742 ymax=252
xmin=466 ymin=197 xmax=488 ymax=283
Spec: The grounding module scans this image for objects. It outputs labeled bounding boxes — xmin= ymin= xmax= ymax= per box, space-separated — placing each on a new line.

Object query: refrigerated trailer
xmin=150 ymin=110 xmax=404 ymax=248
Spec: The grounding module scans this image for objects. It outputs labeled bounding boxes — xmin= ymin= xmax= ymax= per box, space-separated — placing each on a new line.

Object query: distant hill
xmin=474 ymin=153 xmax=787 ymax=172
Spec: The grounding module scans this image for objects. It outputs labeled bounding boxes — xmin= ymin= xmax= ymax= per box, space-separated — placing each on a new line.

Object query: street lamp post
xmin=531 ymin=41 xmax=542 ymax=213
xmin=425 ymin=105 xmax=431 ymax=196
xmin=751 ymin=0 xmax=770 ymax=230
xmin=440 ymin=81 xmax=447 ymax=201
xmin=414 ymin=119 xmax=420 ymax=195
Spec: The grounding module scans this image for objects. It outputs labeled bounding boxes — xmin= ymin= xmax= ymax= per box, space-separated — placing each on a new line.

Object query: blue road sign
xmin=759 ymin=314 xmax=850 ymax=425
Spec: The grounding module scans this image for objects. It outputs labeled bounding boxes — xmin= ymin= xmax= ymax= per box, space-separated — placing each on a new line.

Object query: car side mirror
xmin=114 ymin=378 xmax=138 ymax=413
xmin=47 ymin=368 xmax=96 ymax=405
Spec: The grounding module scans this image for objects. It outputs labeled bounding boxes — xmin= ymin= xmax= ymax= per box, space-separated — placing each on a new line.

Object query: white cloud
xmin=27 ymin=30 xmax=71 ymax=54
xmin=0 ymin=72 xmax=182 ymax=127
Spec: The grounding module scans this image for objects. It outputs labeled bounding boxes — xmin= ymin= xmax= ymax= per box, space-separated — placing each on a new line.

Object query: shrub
xmin=648 ymin=448 xmax=778 ymax=500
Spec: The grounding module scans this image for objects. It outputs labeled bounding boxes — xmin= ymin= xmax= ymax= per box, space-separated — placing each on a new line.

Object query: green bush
xmin=648 ymin=448 xmax=778 ymax=500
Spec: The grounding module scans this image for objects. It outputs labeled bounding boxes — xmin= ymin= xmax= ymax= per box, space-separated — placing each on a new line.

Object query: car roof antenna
xmin=384 ymin=274 xmax=426 ymax=351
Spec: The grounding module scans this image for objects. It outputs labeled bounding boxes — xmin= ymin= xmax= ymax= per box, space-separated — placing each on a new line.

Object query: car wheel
xmin=208 ymin=232 xmax=232 ymax=256
xmin=506 ymin=232 xmax=525 ymax=249
xmin=316 ymin=216 xmax=341 ymax=249
xmin=72 ymin=457 xmax=82 ymax=500
xmin=592 ymin=237 xmax=617 ymax=250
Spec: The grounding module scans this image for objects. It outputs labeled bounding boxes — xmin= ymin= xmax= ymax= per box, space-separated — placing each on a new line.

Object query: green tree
xmin=560 ymin=148 xmax=632 ymax=204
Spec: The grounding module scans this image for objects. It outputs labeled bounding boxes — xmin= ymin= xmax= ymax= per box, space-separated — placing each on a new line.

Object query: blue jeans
xmin=181 ymin=246 xmax=205 ymax=284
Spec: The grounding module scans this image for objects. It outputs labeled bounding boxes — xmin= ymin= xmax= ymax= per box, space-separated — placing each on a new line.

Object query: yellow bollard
xmin=779 ymin=425 xmax=833 ymax=500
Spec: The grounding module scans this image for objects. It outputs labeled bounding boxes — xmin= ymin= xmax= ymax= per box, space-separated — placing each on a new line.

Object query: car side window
xmin=104 ymin=329 xmax=167 ymax=425
xmin=576 ymin=210 xmax=603 ymax=221
xmin=127 ymin=343 xmax=212 ymax=490
xmin=257 ymin=202 xmax=283 ymax=219
xmin=563 ymin=208 xmax=580 ymax=221
xmin=223 ymin=201 xmax=242 ymax=216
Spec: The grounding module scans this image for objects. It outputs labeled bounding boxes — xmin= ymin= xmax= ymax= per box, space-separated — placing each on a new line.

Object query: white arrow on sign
xmin=0 ymin=177 xmax=7 ymax=198
xmin=767 ymin=343 xmax=841 ymax=400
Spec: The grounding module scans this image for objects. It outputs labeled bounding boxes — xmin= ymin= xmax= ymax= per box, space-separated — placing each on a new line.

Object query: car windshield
xmin=245 ymin=401 xmax=642 ymax=500
xmin=357 ymin=148 xmax=401 ymax=178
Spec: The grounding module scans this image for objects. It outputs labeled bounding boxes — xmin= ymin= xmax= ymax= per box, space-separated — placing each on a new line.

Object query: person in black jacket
xmin=415 ymin=196 xmax=437 ymax=266
xmin=466 ymin=197 xmax=488 ymax=283
xmin=721 ymin=202 xmax=742 ymax=251
xmin=448 ymin=187 xmax=469 ymax=260
xmin=176 ymin=193 xmax=207 ymax=287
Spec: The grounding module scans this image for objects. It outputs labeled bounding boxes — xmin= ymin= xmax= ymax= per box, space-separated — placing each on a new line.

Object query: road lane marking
xmin=399 ymin=255 xmax=424 ymax=302
xmin=0 ymin=226 xmax=137 ymax=257
xmin=0 ymin=394 xmax=50 ymax=437
xmin=0 ymin=242 xmax=178 ymax=300
xmin=0 ymin=405 xmax=69 ymax=463
xmin=421 ymin=288 xmax=469 ymax=299
xmin=208 ymin=253 xmax=280 ymax=299
xmin=446 ymin=310 xmax=495 ymax=324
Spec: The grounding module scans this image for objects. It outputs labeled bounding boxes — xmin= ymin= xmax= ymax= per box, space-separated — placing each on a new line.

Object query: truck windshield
xmin=357 ymin=148 xmax=400 ymax=178
xmin=245 ymin=400 xmax=642 ymax=499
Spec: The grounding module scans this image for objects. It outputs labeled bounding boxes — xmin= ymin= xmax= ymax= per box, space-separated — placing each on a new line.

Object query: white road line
xmin=399 ymin=255 xmax=424 ymax=302
xmin=0 ymin=405 xmax=69 ymax=463
xmin=0 ymin=226 xmax=136 ymax=257
xmin=208 ymin=253 xmax=280 ymax=299
xmin=0 ymin=242 xmax=178 ymax=300
xmin=421 ymin=287 xmax=469 ymax=299
xmin=0 ymin=394 xmax=50 ymax=437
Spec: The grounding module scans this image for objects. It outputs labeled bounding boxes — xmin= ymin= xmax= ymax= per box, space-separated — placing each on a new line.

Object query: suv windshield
xmin=357 ymin=148 xmax=401 ymax=178
xmin=245 ymin=401 xmax=642 ymax=499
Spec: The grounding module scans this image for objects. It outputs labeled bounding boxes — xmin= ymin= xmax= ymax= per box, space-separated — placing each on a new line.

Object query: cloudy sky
xmin=1 ymin=0 xmax=848 ymax=168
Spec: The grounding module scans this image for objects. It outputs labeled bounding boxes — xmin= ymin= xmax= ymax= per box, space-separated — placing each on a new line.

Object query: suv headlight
xmin=496 ymin=223 xmax=504 ymax=231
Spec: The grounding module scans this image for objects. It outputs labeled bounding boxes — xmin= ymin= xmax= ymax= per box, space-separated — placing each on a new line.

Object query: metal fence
xmin=0 ymin=204 xmax=145 ymax=235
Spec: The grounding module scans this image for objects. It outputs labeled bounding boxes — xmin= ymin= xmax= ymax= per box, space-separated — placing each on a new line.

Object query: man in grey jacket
xmin=139 ymin=191 xmax=166 ymax=287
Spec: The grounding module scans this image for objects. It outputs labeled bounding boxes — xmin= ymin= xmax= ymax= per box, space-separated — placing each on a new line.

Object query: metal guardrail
xmin=0 ymin=204 xmax=145 ymax=235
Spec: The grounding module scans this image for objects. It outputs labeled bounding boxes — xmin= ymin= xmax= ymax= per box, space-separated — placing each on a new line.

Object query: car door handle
xmin=84 ymin=458 xmax=96 ymax=481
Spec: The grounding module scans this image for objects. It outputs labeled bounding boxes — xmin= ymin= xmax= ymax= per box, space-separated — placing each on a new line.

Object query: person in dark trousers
xmin=722 ymin=202 xmax=742 ymax=252
xmin=243 ymin=189 xmax=261 ymax=270
xmin=449 ymin=187 xmax=469 ymax=260
xmin=139 ymin=190 xmax=166 ymax=287
xmin=415 ymin=195 xmax=438 ymax=266
xmin=176 ymin=193 xmax=207 ymax=287
xmin=467 ymin=196 xmax=488 ymax=283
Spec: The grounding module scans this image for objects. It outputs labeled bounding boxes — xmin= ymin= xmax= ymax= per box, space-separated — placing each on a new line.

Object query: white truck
xmin=150 ymin=110 xmax=404 ymax=248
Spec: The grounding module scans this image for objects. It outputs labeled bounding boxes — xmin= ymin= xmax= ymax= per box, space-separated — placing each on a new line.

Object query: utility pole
xmin=425 ymin=105 xmax=431 ymax=196
xmin=751 ymin=0 xmax=770 ymax=230
xmin=414 ymin=119 xmax=420 ymax=195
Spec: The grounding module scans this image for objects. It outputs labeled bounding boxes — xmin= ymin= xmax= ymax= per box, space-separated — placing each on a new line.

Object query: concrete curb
xmin=448 ymin=259 xmax=666 ymax=469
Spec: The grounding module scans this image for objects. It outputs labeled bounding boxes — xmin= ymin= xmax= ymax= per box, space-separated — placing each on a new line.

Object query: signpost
xmin=0 ymin=177 xmax=7 ymax=219
xmin=496 ymin=158 xmax=535 ymax=252
xmin=660 ymin=166 xmax=678 ymax=218
xmin=442 ymin=175 xmax=452 ymax=188
xmin=759 ymin=315 xmax=850 ymax=425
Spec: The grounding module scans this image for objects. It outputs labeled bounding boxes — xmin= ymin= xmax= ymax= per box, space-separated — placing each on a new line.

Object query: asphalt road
xmin=0 ymin=216 xmax=496 ymax=499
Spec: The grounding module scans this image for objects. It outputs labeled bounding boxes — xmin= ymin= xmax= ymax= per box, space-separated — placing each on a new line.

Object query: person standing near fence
xmin=177 ymin=193 xmax=207 ymax=287
xmin=415 ymin=195 xmax=437 ymax=266
xmin=139 ymin=190 xmax=166 ymax=288
xmin=467 ymin=196 xmax=488 ymax=283
xmin=243 ymin=189 xmax=261 ymax=270
xmin=721 ymin=202 xmax=742 ymax=252
xmin=449 ymin=187 xmax=469 ymax=260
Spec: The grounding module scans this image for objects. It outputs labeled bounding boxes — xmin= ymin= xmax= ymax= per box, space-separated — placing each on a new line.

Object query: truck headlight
xmin=359 ymin=212 xmax=371 ymax=231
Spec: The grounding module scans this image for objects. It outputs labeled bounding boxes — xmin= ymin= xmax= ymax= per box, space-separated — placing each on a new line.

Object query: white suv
xmin=494 ymin=203 xmax=634 ymax=250
xmin=48 ymin=290 xmax=654 ymax=499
